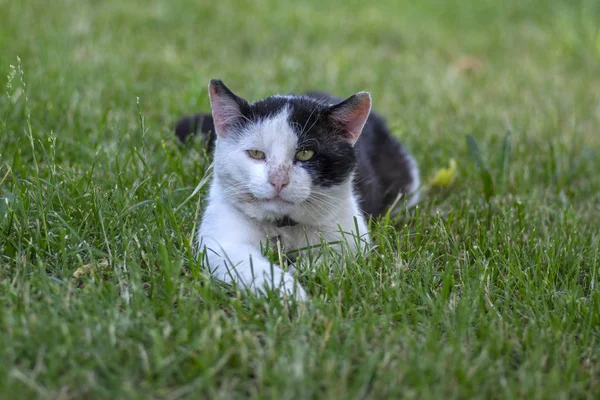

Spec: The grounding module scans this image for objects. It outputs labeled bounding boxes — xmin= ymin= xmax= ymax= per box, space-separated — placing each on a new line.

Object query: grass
xmin=1 ymin=0 xmax=600 ymax=398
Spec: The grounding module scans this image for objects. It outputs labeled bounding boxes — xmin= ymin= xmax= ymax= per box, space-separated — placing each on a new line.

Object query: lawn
xmin=1 ymin=0 xmax=600 ymax=398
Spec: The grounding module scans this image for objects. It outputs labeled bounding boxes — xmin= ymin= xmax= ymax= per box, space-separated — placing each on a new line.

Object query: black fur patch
xmin=275 ymin=215 xmax=298 ymax=227
xmin=175 ymin=114 xmax=215 ymax=147
xmin=284 ymin=98 xmax=357 ymax=188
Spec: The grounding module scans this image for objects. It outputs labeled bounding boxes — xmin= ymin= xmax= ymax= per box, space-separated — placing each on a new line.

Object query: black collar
xmin=275 ymin=215 xmax=298 ymax=228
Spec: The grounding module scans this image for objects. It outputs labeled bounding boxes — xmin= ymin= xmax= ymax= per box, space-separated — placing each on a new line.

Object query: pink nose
xmin=269 ymin=174 xmax=289 ymax=194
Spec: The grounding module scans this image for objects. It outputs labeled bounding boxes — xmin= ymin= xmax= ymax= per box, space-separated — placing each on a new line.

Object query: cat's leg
xmin=288 ymin=208 xmax=370 ymax=277
xmin=318 ymin=205 xmax=371 ymax=277
xmin=200 ymin=239 xmax=307 ymax=301
xmin=325 ymin=204 xmax=371 ymax=256
xmin=197 ymin=203 xmax=307 ymax=301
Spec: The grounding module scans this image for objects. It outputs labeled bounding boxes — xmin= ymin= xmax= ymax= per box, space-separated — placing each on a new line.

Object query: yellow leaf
xmin=72 ymin=258 xmax=108 ymax=279
xmin=429 ymin=159 xmax=457 ymax=187
xmin=73 ymin=265 xmax=94 ymax=278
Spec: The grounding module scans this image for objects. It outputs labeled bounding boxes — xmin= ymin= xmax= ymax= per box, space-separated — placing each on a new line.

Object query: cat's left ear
xmin=328 ymin=92 xmax=371 ymax=144
xmin=208 ymin=79 xmax=249 ymax=137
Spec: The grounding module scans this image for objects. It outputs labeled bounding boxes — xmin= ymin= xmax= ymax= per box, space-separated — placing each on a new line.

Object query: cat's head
xmin=208 ymin=79 xmax=371 ymax=223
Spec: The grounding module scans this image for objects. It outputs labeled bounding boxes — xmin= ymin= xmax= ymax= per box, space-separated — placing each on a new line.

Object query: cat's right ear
xmin=208 ymin=79 xmax=248 ymax=136
xmin=327 ymin=92 xmax=371 ymax=145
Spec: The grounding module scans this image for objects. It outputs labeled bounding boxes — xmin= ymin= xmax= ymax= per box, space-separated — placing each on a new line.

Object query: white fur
xmin=406 ymin=154 xmax=421 ymax=207
xmin=197 ymin=108 xmax=369 ymax=301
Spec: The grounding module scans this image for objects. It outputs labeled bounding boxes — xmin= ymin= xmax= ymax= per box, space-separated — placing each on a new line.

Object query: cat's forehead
xmin=250 ymin=95 xmax=327 ymax=125
xmin=243 ymin=106 xmax=297 ymax=152
xmin=240 ymin=95 xmax=329 ymax=147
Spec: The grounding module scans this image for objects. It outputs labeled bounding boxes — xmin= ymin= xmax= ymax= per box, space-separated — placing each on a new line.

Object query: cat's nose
xmin=269 ymin=173 xmax=290 ymax=194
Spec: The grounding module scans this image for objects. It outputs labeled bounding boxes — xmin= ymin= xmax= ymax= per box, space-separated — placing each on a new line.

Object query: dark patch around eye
xmin=287 ymin=102 xmax=357 ymax=187
xmin=298 ymin=141 xmax=356 ymax=187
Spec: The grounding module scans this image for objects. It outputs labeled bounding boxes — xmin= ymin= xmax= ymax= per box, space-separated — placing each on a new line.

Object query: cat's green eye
xmin=247 ymin=150 xmax=266 ymax=160
xmin=295 ymin=150 xmax=315 ymax=161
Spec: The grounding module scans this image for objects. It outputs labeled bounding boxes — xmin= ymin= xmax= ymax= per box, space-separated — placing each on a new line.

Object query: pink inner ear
xmin=331 ymin=92 xmax=372 ymax=144
xmin=209 ymin=84 xmax=242 ymax=136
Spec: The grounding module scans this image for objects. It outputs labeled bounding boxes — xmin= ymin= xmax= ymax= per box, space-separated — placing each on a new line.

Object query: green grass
xmin=1 ymin=0 xmax=600 ymax=398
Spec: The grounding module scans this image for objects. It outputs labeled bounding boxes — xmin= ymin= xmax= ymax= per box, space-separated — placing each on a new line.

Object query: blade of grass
xmin=467 ymin=134 xmax=495 ymax=202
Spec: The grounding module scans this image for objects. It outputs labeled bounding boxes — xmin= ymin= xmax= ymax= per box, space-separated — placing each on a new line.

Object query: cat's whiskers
xmin=303 ymin=193 xmax=345 ymax=218
xmin=222 ymin=183 xmax=255 ymax=202
xmin=301 ymin=197 xmax=329 ymax=219
xmin=306 ymin=200 xmax=342 ymax=219
xmin=309 ymin=190 xmax=347 ymax=207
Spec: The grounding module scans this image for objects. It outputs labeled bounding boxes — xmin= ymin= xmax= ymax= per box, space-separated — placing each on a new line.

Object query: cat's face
xmin=208 ymin=80 xmax=371 ymax=222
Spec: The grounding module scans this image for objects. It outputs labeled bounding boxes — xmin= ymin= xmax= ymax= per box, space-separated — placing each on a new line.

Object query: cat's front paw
xmin=253 ymin=269 xmax=308 ymax=302
xmin=280 ymin=275 xmax=308 ymax=302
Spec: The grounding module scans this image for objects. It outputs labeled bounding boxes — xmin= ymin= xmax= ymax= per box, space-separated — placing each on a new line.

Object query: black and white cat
xmin=175 ymin=80 xmax=420 ymax=300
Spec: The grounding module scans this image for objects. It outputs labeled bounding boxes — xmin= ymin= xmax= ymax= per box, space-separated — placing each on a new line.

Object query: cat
xmin=175 ymin=80 xmax=420 ymax=301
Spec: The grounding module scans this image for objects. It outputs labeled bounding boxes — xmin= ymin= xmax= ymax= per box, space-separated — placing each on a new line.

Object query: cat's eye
xmin=295 ymin=150 xmax=315 ymax=161
xmin=247 ymin=150 xmax=266 ymax=160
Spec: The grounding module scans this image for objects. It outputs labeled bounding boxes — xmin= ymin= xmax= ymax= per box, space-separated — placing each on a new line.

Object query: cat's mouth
xmin=253 ymin=196 xmax=295 ymax=206
xmin=260 ymin=197 xmax=294 ymax=205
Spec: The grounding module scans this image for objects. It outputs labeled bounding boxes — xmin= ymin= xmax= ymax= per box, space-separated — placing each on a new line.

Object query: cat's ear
xmin=328 ymin=92 xmax=371 ymax=144
xmin=208 ymin=79 xmax=248 ymax=136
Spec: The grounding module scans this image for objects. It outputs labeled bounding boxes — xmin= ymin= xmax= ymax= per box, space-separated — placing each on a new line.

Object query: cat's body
xmin=176 ymin=80 xmax=419 ymax=300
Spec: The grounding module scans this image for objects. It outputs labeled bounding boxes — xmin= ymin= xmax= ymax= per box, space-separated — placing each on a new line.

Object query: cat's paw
xmin=280 ymin=276 xmax=308 ymax=302
xmin=286 ymin=263 xmax=298 ymax=276
xmin=245 ymin=267 xmax=308 ymax=302
xmin=268 ymin=272 xmax=308 ymax=302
